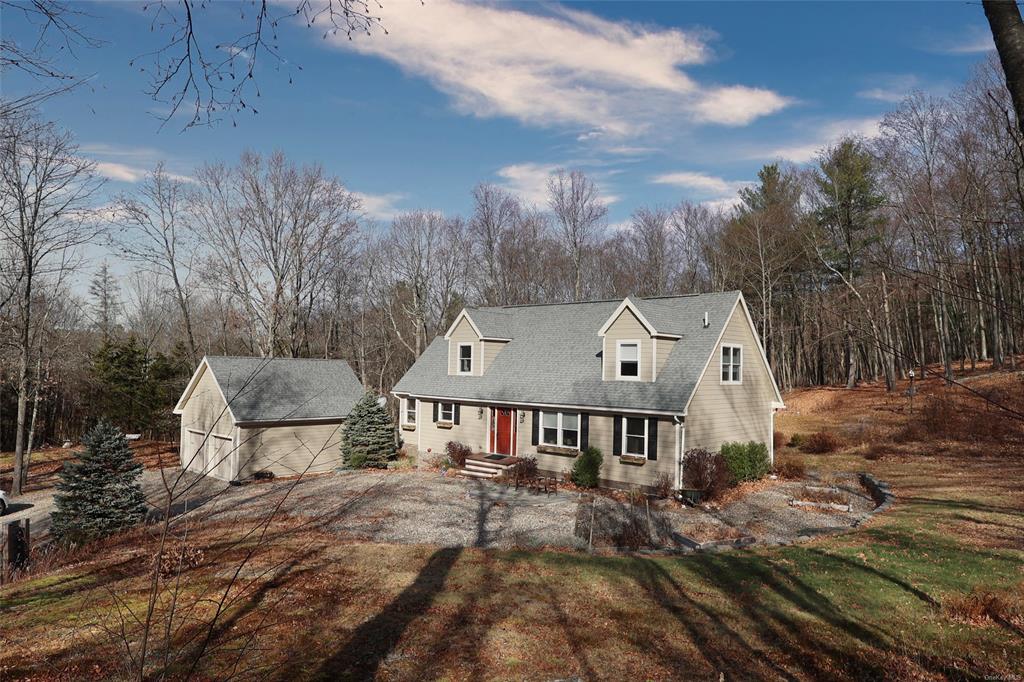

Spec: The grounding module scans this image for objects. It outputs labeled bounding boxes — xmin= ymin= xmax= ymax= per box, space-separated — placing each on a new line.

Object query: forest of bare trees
xmin=2 ymin=57 xmax=1023 ymax=467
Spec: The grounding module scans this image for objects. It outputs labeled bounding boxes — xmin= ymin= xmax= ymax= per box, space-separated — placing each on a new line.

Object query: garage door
xmin=209 ymin=435 xmax=235 ymax=480
xmin=186 ymin=430 xmax=207 ymax=473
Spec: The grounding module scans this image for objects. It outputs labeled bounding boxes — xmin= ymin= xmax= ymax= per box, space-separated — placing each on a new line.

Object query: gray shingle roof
xmin=394 ymin=291 xmax=742 ymax=414
xmin=205 ymin=356 xmax=365 ymax=423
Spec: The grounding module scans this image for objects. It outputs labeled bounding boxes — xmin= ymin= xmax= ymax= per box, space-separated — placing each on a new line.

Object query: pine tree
xmin=340 ymin=392 xmax=396 ymax=468
xmin=51 ymin=419 xmax=147 ymax=545
xmin=89 ymin=262 xmax=121 ymax=342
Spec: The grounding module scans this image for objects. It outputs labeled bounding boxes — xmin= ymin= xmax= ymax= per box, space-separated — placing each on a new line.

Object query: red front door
xmin=493 ymin=408 xmax=514 ymax=455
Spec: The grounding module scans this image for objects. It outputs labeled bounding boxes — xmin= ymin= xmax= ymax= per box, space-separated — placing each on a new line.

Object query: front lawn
xmin=1 ymin=376 xmax=1022 ymax=680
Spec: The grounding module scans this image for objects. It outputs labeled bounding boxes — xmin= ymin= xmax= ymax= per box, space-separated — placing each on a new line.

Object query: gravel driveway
xmin=5 ymin=467 xmax=883 ymax=552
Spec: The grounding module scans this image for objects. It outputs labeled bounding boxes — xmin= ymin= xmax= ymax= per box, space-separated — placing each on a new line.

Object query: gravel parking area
xmin=12 ymin=466 xmax=881 ymax=551
xmin=176 ymin=469 xmax=584 ymax=550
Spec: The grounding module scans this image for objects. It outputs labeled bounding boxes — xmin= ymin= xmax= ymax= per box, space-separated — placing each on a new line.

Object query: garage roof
xmin=175 ymin=356 xmax=366 ymax=424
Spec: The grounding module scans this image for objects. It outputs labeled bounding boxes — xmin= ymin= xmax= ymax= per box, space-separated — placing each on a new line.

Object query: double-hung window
xmin=623 ymin=417 xmax=647 ymax=457
xmin=403 ymin=397 xmax=417 ymax=426
xmin=617 ymin=341 xmax=639 ymax=379
xmin=540 ymin=411 xmax=580 ymax=448
xmin=721 ymin=345 xmax=742 ymax=384
xmin=440 ymin=402 xmax=455 ymax=422
xmin=457 ymin=343 xmax=473 ymax=375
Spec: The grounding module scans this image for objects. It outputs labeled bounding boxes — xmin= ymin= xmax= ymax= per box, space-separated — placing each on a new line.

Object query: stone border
xmin=859 ymin=472 xmax=895 ymax=512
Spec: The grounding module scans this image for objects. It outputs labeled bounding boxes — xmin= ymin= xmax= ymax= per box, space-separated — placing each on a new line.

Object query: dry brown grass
xmin=800 ymin=431 xmax=843 ymax=454
xmin=944 ymin=584 xmax=1024 ymax=630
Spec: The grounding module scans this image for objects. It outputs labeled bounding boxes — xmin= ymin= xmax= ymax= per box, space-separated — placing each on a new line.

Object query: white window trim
xmin=456 ymin=342 xmax=474 ymax=375
xmin=539 ymin=410 xmax=580 ymax=448
xmin=720 ymin=344 xmax=743 ymax=385
xmin=402 ymin=397 xmax=417 ymax=427
xmin=616 ymin=339 xmax=642 ymax=381
xmin=440 ymin=402 xmax=455 ymax=422
xmin=622 ymin=416 xmax=648 ymax=457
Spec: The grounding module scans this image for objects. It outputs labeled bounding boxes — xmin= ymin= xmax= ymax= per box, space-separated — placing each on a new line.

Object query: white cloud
xmin=496 ymin=162 xmax=558 ymax=206
xmin=85 ymin=143 xmax=194 ymax=183
xmin=928 ymin=25 xmax=994 ymax=55
xmin=650 ymin=170 xmax=750 ymax=211
xmin=324 ymin=0 xmax=790 ymax=136
xmin=762 ymin=117 xmax=882 ymax=164
xmin=496 ymin=162 xmax=619 ymax=207
xmin=857 ymin=74 xmax=921 ymax=103
xmin=95 ymin=161 xmax=146 ymax=183
xmin=353 ymin=191 xmax=407 ymax=221
xmin=651 ymin=170 xmax=734 ymax=195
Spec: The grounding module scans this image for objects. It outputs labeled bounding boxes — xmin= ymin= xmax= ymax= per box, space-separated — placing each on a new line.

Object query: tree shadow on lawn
xmin=311 ymin=480 xmax=510 ymax=681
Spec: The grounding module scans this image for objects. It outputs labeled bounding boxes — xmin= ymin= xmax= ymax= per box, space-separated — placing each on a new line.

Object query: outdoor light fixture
xmin=519 ymin=411 xmax=526 ymax=424
xmin=477 ymin=406 xmax=484 ymax=419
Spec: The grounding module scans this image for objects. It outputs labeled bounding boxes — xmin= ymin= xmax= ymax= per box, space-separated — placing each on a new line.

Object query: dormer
xmin=443 ymin=309 xmax=511 ymax=376
xmin=598 ymin=298 xmax=681 ymax=382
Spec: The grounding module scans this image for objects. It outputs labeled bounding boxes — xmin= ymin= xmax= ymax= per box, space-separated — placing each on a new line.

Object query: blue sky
xmin=4 ymin=0 xmax=995 ymax=227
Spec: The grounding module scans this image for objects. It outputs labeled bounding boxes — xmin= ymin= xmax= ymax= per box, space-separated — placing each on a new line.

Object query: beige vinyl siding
xmin=686 ymin=304 xmax=776 ymax=455
xmin=480 ymin=339 xmax=507 ymax=373
xmin=447 ymin=317 xmax=481 ymax=376
xmin=236 ymin=421 xmax=344 ymax=478
xmin=415 ymin=400 xmax=489 ymax=459
xmin=654 ymin=337 xmax=677 ymax=380
xmin=178 ymin=365 xmax=235 ymax=470
xmin=602 ymin=308 xmax=653 ymax=381
xmin=519 ymin=411 xmax=676 ymax=490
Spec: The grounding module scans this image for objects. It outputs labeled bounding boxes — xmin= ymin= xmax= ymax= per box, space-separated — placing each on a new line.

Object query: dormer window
xmin=457 ymin=343 xmax=473 ymax=375
xmin=617 ymin=341 xmax=639 ymax=380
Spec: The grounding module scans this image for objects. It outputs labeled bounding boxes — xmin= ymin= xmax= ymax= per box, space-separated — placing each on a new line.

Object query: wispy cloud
xmin=84 ymin=143 xmax=194 ymax=183
xmin=323 ymin=0 xmax=791 ymax=138
xmin=758 ymin=117 xmax=882 ymax=164
xmin=857 ymin=74 xmax=921 ymax=103
xmin=650 ymin=170 xmax=750 ymax=211
xmin=926 ymin=24 xmax=994 ymax=55
xmin=496 ymin=162 xmax=620 ymax=207
xmin=353 ymin=191 xmax=407 ymax=221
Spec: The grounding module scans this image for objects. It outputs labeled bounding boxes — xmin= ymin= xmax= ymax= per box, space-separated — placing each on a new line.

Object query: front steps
xmin=458 ymin=455 xmax=518 ymax=479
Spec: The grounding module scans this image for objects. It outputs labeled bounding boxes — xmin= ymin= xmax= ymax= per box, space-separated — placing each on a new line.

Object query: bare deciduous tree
xmin=547 ymin=169 xmax=608 ymax=301
xmin=0 ymin=112 xmax=101 ymax=495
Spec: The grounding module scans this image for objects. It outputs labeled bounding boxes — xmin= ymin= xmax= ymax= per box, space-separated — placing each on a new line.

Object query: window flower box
xmin=436 ymin=421 xmax=454 ymax=429
xmin=619 ymin=454 xmax=646 ymax=465
xmin=401 ymin=424 xmax=416 ymax=432
xmin=537 ymin=444 xmax=580 ymax=457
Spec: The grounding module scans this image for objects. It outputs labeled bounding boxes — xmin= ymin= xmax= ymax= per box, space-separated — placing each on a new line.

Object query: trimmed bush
xmin=51 ymin=420 xmax=147 ymax=545
xmin=720 ymin=441 xmax=770 ymax=484
xmin=570 ymin=446 xmax=603 ymax=488
xmin=801 ymin=431 xmax=842 ymax=454
xmin=341 ymin=391 xmax=397 ymax=468
xmin=681 ymin=448 xmax=731 ymax=500
xmin=445 ymin=441 xmax=473 ymax=468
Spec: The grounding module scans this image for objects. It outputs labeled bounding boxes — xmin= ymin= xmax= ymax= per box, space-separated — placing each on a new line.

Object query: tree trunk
xmin=985 ymin=0 xmax=1024 ymax=134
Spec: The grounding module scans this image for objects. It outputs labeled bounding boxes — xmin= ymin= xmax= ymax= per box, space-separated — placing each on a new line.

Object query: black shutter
xmin=433 ymin=402 xmax=438 ymax=422
xmin=613 ymin=416 xmax=622 ymax=456
xmin=453 ymin=403 xmax=461 ymax=425
xmin=647 ymin=418 xmax=658 ymax=460
xmin=531 ymin=409 xmax=539 ymax=445
xmin=580 ymin=413 xmax=589 ymax=450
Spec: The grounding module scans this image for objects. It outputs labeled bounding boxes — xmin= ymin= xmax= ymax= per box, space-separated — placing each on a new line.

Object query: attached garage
xmin=173 ymin=356 xmax=366 ymax=481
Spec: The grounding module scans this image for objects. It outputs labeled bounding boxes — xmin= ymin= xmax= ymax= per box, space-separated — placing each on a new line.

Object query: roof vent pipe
xmin=703 ymin=311 xmax=709 ymax=328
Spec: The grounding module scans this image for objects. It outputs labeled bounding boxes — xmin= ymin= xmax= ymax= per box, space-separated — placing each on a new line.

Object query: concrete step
xmin=464 ymin=461 xmax=502 ymax=475
xmin=459 ymin=468 xmax=498 ymax=479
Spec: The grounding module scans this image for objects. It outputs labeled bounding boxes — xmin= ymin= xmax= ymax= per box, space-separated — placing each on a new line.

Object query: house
xmin=173 ymin=356 xmax=366 ymax=481
xmin=391 ymin=291 xmax=784 ymax=491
